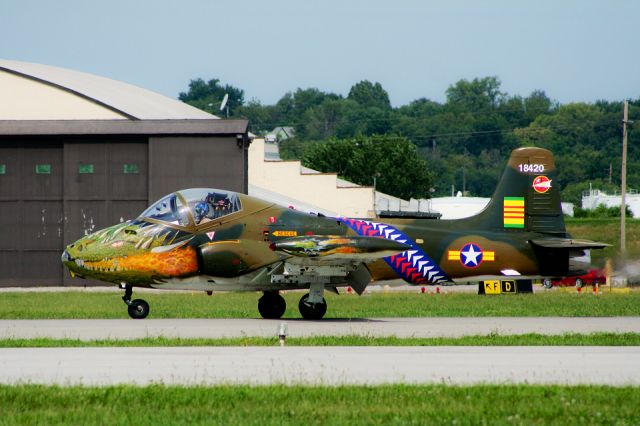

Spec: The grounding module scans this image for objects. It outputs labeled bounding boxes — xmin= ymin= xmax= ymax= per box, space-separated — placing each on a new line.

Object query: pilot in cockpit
xmin=194 ymin=201 xmax=210 ymax=224
xmin=194 ymin=193 xmax=233 ymax=224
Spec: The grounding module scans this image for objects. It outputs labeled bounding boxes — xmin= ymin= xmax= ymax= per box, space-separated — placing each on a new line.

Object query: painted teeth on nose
xmin=140 ymin=237 xmax=154 ymax=250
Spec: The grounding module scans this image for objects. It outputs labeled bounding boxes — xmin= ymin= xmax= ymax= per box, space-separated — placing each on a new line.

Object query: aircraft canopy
xmin=140 ymin=188 xmax=242 ymax=226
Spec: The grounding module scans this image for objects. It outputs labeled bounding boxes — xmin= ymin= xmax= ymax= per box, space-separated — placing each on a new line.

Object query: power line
xmin=248 ymin=116 xmax=622 ymax=143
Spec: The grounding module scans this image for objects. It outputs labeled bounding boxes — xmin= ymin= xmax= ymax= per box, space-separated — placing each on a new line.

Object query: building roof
xmin=0 ymin=59 xmax=216 ymax=120
xmin=0 ymin=119 xmax=248 ymax=137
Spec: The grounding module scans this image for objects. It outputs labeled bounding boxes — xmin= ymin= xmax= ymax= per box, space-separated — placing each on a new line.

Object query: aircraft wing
xmin=530 ymin=238 xmax=609 ymax=250
xmin=271 ymin=235 xmax=410 ymax=264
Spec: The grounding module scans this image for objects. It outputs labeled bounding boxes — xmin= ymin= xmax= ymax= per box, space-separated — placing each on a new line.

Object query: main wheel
xmin=258 ymin=292 xmax=286 ymax=319
xmin=542 ymin=278 xmax=553 ymax=289
xmin=127 ymin=299 xmax=150 ymax=319
xmin=575 ymin=278 xmax=584 ymax=288
xmin=298 ymin=293 xmax=327 ymax=320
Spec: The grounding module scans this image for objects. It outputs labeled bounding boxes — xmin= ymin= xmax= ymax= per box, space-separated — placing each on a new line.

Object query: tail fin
xmin=471 ymin=147 xmax=566 ymax=235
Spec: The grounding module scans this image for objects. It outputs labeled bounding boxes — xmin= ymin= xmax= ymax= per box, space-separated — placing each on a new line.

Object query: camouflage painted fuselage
xmin=62 ymin=148 xmax=605 ymax=291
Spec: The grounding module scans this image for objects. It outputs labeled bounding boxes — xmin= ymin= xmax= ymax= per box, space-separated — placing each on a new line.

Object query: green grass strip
xmin=1 ymin=332 xmax=639 ymax=347
xmin=0 ymin=384 xmax=638 ymax=425
xmin=1 ymin=291 xmax=640 ymax=319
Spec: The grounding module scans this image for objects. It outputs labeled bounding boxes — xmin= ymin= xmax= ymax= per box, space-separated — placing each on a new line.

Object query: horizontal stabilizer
xmin=530 ymin=238 xmax=609 ymax=250
xmin=271 ymin=235 xmax=410 ymax=260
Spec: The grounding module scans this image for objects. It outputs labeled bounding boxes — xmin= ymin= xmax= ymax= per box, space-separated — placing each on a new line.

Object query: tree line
xmin=179 ymin=77 xmax=640 ymax=204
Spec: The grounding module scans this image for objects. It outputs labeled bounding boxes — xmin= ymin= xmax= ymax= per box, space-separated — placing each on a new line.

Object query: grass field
xmin=0 ymin=290 xmax=638 ymax=319
xmin=1 ymin=384 xmax=637 ymax=425
xmin=1 ymin=332 xmax=639 ymax=347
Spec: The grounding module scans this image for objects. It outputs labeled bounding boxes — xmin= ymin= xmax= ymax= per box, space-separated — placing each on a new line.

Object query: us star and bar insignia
xmin=503 ymin=197 xmax=525 ymax=228
xmin=448 ymin=243 xmax=495 ymax=268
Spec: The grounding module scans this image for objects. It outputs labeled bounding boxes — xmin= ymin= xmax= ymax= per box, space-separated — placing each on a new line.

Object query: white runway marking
xmin=0 ymin=346 xmax=638 ymax=386
xmin=0 ymin=317 xmax=639 ymax=340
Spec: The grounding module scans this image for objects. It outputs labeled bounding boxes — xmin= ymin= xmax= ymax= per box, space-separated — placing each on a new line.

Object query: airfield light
xmin=278 ymin=322 xmax=288 ymax=347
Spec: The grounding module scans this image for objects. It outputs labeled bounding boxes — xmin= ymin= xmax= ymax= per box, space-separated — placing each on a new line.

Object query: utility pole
xmin=621 ymin=101 xmax=629 ymax=257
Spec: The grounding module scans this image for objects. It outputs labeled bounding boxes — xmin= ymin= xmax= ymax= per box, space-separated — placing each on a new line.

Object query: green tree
xmin=297 ymin=98 xmax=346 ymax=140
xmin=514 ymin=103 xmax=615 ymax=192
xmin=237 ymin=99 xmax=272 ymax=134
xmin=302 ymin=135 xmax=432 ymax=199
xmin=524 ymin=90 xmax=555 ymax=120
xmin=178 ymin=78 xmax=244 ymax=116
xmin=347 ymin=81 xmax=391 ymax=110
xmin=445 ymin=76 xmax=504 ymax=111
xmin=275 ymin=89 xmax=341 ymax=125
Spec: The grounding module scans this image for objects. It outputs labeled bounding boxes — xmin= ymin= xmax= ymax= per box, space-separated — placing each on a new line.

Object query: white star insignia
xmin=461 ymin=245 xmax=481 ymax=266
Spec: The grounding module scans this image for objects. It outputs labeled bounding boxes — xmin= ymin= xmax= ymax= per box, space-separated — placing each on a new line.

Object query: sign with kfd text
xmin=482 ymin=280 xmax=517 ymax=294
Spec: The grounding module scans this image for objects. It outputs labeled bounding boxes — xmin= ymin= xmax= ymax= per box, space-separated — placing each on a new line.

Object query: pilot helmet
xmin=194 ymin=201 xmax=210 ymax=222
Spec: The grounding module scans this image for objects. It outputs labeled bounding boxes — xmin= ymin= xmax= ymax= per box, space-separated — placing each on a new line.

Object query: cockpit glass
xmin=179 ymin=188 xmax=242 ymax=225
xmin=140 ymin=193 xmax=190 ymax=226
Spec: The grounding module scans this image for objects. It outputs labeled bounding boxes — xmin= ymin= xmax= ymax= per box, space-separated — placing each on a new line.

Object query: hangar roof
xmin=0 ymin=59 xmax=216 ymax=120
xmin=0 ymin=119 xmax=248 ymax=136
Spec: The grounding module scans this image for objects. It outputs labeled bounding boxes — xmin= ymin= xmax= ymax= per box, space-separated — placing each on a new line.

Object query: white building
xmin=582 ymin=189 xmax=640 ymax=217
xmin=248 ymin=138 xmax=440 ymax=218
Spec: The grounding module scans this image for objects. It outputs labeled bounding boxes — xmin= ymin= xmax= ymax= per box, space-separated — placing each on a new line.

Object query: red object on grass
xmin=552 ymin=268 xmax=606 ymax=288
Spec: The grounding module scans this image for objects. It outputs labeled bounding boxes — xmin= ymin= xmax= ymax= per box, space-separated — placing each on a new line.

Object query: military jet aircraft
xmin=61 ymin=147 xmax=606 ymax=319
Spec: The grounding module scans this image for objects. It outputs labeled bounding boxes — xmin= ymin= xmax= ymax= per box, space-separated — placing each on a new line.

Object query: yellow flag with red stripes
xmin=504 ymin=197 xmax=525 ymax=229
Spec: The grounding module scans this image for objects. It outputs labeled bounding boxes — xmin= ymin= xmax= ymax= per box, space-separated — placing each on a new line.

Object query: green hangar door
xmin=0 ymin=142 xmax=64 ymax=286
xmin=0 ymin=140 xmax=149 ymax=286
xmin=62 ymin=140 xmax=148 ymax=286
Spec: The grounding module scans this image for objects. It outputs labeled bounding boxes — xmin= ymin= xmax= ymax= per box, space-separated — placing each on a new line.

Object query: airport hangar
xmin=0 ymin=60 xmax=250 ymax=287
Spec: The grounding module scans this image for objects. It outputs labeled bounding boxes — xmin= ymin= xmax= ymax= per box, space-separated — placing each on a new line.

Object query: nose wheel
xmin=121 ymin=284 xmax=150 ymax=319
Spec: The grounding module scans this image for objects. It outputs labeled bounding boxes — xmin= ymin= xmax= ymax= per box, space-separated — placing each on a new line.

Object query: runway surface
xmin=1 ymin=346 xmax=638 ymax=386
xmin=1 ymin=317 xmax=639 ymax=340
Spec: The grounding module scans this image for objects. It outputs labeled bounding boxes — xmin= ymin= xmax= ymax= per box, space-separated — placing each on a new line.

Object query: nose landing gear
xmin=120 ymin=283 xmax=150 ymax=319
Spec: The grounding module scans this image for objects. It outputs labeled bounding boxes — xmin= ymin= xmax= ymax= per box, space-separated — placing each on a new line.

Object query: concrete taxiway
xmin=1 ymin=317 xmax=639 ymax=340
xmin=1 ymin=346 xmax=638 ymax=386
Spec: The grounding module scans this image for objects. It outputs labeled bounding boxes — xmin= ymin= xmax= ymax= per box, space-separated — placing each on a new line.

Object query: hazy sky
xmin=1 ymin=0 xmax=638 ymax=107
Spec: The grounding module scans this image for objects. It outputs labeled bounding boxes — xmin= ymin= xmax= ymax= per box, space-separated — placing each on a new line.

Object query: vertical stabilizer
xmin=471 ymin=147 xmax=566 ymax=235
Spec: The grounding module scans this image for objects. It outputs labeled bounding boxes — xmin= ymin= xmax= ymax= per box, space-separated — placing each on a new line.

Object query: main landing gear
xmin=257 ymin=288 xmax=328 ymax=320
xmin=299 ymin=294 xmax=327 ymax=320
xmin=120 ymin=283 xmax=150 ymax=319
xmin=258 ymin=291 xmax=287 ymax=319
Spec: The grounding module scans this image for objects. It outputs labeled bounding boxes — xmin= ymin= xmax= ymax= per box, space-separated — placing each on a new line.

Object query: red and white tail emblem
xmin=532 ymin=175 xmax=552 ymax=193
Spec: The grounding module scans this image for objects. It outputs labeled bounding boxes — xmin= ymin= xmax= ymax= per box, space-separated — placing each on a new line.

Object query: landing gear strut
xmin=258 ymin=291 xmax=286 ymax=319
xmin=120 ymin=283 xmax=150 ymax=319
